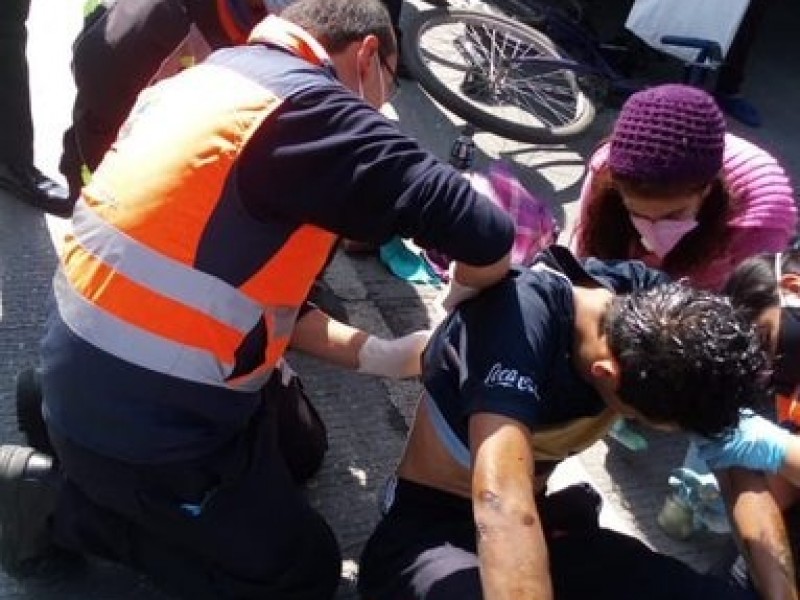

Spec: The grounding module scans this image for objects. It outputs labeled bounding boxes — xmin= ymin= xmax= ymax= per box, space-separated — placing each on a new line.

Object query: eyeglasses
xmin=377 ymin=52 xmax=401 ymax=102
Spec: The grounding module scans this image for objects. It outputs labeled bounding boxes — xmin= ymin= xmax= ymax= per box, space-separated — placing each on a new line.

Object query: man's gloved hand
xmin=357 ymin=331 xmax=432 ymax=379
xmin=695 ymin=410 xmax=792 ymax=473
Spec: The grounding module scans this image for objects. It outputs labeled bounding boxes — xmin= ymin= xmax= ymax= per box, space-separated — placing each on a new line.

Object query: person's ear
xmin=355 ymin=34 xmax=380 ymax=81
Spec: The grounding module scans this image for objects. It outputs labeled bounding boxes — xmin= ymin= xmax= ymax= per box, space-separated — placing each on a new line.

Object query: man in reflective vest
xmin=0 ymin=0 xmax=514 ymax=597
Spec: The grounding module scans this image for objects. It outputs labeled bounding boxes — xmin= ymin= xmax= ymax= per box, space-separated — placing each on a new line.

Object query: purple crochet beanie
xmin=609 ymin=84 xmax=726 ymax=187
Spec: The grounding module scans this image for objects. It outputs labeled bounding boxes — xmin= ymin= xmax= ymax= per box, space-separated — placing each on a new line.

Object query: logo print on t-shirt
xmin=484 ymin=362 xmax=537 ymax=395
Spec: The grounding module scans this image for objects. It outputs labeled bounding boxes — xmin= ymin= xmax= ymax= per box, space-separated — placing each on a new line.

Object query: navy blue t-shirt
xmin=421 ymin=246 xmax=670 ymax=457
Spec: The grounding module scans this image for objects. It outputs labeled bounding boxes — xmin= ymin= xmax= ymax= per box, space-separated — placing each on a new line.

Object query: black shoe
xmin=16 ymin=368 xmax=55 ymax=456
xmin=0 ymin=162 xmax=75 ymax=218
xmin=0 ymin=445 xmax=60 ymax=576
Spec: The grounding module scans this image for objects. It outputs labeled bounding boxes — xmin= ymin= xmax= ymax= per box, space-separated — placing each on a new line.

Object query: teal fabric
xmin=379 ymin=237 xmax=442 ymax=284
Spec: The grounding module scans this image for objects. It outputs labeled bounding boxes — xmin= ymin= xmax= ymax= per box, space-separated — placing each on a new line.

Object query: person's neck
xmin=571 ymin=285 xmax=613 ymax=382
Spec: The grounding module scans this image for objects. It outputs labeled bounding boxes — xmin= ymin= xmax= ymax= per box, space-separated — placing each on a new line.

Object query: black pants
xmin=47 ymin=377 xmax=339 ymax=600
xmin=358 ymin=478 xmax=756 ymax=600
xmin=715 ymin=0 xmax=770 ymax=95
xmin=0 ymin=0 xmax=33 ymax=165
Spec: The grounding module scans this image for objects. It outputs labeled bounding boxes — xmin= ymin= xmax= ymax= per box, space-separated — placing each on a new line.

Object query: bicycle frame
xmin=489 ymin=0 xmax=636 ymax=92
xmin=483 ymin=0 xmax=720 ymax=99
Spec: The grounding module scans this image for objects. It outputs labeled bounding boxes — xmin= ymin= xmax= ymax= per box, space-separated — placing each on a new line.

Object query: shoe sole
xmin=0 ymin=446 xmax=57 ymax=576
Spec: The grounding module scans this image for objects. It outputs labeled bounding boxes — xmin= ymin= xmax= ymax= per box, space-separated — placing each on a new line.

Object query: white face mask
xmin=630 ymin=215 xmax=698 ymax=258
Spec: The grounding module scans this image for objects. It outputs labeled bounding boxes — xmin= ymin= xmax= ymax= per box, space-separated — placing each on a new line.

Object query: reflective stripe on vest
xmin=59 ymin=200 xmax=309 ymax=391
xmin=71 ymin=199 xmax=264 ymax=335
xmin=59 ymin=199 xmax=301 ymax=392
xmin=55 ymin=23 xmax=338 ymax=392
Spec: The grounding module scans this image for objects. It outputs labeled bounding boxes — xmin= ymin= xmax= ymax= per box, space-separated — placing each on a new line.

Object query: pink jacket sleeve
xmin=686 ymin=134 xmax=797 ymax=290
xmin=570 ymin=144 xmax=610 ymax=253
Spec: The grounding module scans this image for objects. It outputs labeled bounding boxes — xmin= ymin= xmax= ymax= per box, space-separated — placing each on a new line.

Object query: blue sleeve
xmin=582 ymin=257 xmax=671 ymax=292
xmin=237 ymin=85 xmax=514 ymax=266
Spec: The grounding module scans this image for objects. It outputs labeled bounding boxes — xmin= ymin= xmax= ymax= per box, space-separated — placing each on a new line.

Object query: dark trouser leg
xmin=0 ymin=0 xmax=33 ymax=166
xmin=358 ymin=479 xmax=484 ymax=600
xmin=548 ymin=529 xmax=757 ymax=600
xmin=48 ymin=403 xmax=341 ymax=600
xmin=19 ymin=366 xmax=328 ymax=486
xmin=58 ymin=127 xmax=86 ymax=202
xmin=362 ymin=527 xmax=756 ymax=600
xmin=359 ymin=479 xmax=753 ymax=600
xmin=715 ymin=0 xmax=770 ymax=95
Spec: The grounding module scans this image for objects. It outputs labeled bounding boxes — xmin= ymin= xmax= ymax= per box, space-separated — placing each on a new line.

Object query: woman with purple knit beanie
xmin=573 ymin=83 xmax=796 ymax=292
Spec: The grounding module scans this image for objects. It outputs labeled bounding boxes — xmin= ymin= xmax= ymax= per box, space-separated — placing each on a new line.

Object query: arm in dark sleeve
xmin=72 ymin=0 xmax=192 ymax=135
xmin=583 ymin=257 xmax=671 ymax=292
xmin=237 ymin=86 xmax=514 ymax=266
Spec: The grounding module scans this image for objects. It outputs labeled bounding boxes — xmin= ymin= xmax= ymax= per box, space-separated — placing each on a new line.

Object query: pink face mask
xmin=629 ymin=215 xmax=698 ymax=258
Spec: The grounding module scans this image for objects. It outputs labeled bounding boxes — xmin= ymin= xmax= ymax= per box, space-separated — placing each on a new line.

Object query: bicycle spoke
xmin=470 ymin=24 xmax=579 ymax=126
xmin=407 ymin=9 xmax=595 ymax=141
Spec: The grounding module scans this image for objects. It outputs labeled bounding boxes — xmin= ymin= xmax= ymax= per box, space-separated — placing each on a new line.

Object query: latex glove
xmin=694 ymin=410 xmax=792 ymax=473
xmin=357 ymin=331 xmax=431 ymax=379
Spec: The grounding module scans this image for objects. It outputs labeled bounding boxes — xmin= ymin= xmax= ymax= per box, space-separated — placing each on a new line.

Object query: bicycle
xmin=403 ymin=0 xmax=723 ymax=144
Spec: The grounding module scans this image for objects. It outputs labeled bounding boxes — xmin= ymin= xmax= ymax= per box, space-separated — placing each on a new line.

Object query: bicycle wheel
xmin=489 ymin=0 xmax=584 ymax=26
xmin=404 ymin=9 xmax=596 ymax=144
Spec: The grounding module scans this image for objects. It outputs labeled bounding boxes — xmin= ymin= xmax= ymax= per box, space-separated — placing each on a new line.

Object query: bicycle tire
xmin=489 ymin=0 xmax=583 ymax=27
xmin=403 ymin=8 xmax=596 ymax=144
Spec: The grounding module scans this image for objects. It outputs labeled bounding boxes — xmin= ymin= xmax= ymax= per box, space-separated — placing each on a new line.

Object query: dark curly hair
xmin=605 ymin=282 xmax=770 ymax=438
